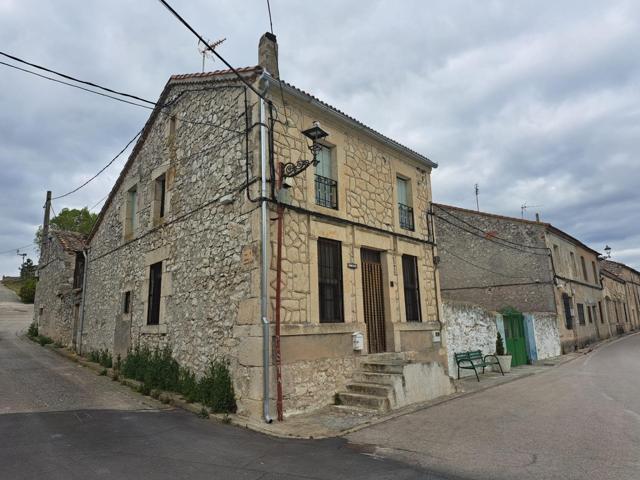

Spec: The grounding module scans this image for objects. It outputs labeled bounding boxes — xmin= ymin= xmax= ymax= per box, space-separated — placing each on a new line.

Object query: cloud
xmin=0 ymin=0 xmax=638 ymax=275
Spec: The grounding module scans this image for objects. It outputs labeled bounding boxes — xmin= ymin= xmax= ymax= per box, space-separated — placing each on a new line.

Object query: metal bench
xmin=454 ymin=350 xmax=504 ymax=382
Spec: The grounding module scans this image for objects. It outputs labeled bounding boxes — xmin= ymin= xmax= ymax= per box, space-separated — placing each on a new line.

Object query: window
xmin=123 ymin=291 xmax=131 ymax=314
xmin=155 ymin=174 xmax=167 ymax=220
xmin=552 ymin=245 xmax=559 ymax=263
xmin=624 ymin=304 xmax=629 ymax=323
xmin=402 ymin=255 xmax=421 ymax=322
xmin=73 ymin=253 xmax=85 ymax=289
xmin=317 ymin=238 xmax=343 ymax=323
xmin=169 ymin=115 xmax=177 ymax=137
xmin=147 ymin=262 xmax=162 ymax=325
xmin=580 ymin=256 xmax=588 ymax=281
xmin=587 ymin=306 xmax=593 ymax=324
xmin=569 ymin=252 xmax=577 ymax=277
xmin=592 ymin=261 xmax=598 ymax=285
xmin=314 ymin=146 xmax=337 ymax=209
xmin=598 ymin=301 xmax=604 ymax=324
xmin=562 ymin=293 xmax=573 ymax=329
xmin=125 ymin=186 xmax=138 ymax=237
xmin=397 ymin=177 xmax=414 ymax=231
xmin=577 ymin=303 xmax=586 ymax=326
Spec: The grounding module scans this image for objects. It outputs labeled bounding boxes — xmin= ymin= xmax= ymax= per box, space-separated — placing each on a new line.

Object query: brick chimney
xmin=258 ymin=32 xmax=279 ymax=79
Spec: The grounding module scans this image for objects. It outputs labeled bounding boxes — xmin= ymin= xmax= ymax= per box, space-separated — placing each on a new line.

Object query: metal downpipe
xmin=260 ymin=96 xmax=273 ymax=423
xmin=77 ymin=248 xmax=89 ymax=355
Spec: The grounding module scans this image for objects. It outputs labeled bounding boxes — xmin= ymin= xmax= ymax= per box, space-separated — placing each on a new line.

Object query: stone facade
xmin=33 ymin=230 xmax=85 ymax=347
xmin=70 ymin=34 xmax=449 ymax=420
xmin=600 ymin=260 xmax=640 ymax=333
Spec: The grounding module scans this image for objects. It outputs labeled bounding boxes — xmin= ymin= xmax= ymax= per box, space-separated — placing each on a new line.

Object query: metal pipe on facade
xmin=77 ymin=248 xmax=89 ymax=355
xmin=259 ymin=94 xmax=273 ymax=423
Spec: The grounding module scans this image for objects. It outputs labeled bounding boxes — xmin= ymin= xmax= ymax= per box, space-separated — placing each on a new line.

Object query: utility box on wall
xmin=352 ymin=331 xmax=364 ymax=351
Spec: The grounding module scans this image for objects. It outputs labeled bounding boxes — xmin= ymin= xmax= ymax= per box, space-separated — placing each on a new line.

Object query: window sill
xmin=141 ymin=324 xmax=167 ymax=335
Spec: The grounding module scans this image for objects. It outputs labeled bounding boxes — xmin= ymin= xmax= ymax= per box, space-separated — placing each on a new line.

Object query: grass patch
xmin=2 ymin=278 xmax=37 ymax=303
xmin=27 ymin=322 xmax=38 ymax=338
xmin=88 ymin=349 xmax=113 ymax=368
xmin=121 ymin=345 xmax=237 ymax=414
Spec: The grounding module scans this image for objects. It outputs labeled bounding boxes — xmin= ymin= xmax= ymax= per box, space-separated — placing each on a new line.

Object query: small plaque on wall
xmin=347 ymin=262 xmax=357 ymax=269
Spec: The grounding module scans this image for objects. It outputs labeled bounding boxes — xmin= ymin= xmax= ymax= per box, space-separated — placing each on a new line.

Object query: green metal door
xmin=503 ymin=312 xmax=528 ymax=366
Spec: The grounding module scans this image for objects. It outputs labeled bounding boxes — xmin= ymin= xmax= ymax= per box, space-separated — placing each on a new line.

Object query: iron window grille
xmin=315 ymin=174 xmax=338 ymax=209
xmin=317 ymin=238 xmax=344 ymax=323
xmin=577 ymin=303 xmax=586 ymax=326
xmin=399 ymin=203 xmax=414 ymax=231
xmin=402 ymin=255 xmax=422 ymax=322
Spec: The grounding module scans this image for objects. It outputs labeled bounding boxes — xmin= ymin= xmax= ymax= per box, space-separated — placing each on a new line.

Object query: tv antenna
xmin=521 ymin=202 xmax=542 ymax=219
xmin=198 ymin=37 xmax=227 ymax=72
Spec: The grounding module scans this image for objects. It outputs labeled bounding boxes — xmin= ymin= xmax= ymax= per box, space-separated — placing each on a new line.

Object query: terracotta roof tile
xmin=52 ymin=230 xmax=86 ymax=253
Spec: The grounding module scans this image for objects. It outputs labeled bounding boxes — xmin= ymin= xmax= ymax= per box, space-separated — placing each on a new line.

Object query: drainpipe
xmin=77 ymin=248 xmax=89 ymax=355
xmin=259 ymin=92 xmax=273 ymax=424
xmin=274 ymin=164 xmax=284 ymax=421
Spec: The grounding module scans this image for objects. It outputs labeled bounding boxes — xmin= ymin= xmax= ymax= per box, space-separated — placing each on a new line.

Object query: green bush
xmin=27 ymin=322 xmax=38 ymax=338
xmin=19 ymin=278 xmax=37 ymax=304
xmin=496 ymin=332 xmax=505 ymax=356
xmin=88 ymin=349 xmax=113 ymax=368
xmin=37 ymin=335 xmax=53 ymax=346
xmin=121 ymin=345 xmax=236 ymax=413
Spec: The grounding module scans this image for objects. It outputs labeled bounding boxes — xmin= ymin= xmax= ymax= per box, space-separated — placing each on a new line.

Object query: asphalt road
xmin=348 ymin=332 xmax=640 ymax=480
xmin=0 ymin=283 xmax=438 ymax=480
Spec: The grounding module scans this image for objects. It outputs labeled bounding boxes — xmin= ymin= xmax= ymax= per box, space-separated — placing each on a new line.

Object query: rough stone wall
xmin=433 ymin=205 xmax=556 ymax=313
xmin=82 ymin=81 xmax=259 ymax=414
xmin=33 ymin=235 xmax=78 ymax=346
xmin=531 ymin=312 xmax=561 ymax=360
xmin=443 ymin=301 xmax=499 ymax=379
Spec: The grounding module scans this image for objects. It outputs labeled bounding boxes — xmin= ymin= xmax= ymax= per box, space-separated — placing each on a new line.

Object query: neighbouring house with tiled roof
xmin=33 ymin=229 xmax=86 ymax=347
xmin=67 ymin=33 xmax=452 ymax=421
xmin=600 ymin=259 xmax=640 ymax=333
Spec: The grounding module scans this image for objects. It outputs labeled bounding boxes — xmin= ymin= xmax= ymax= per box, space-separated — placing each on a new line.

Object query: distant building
xmin=434 ymin=204 xmax=608 ymax=363
xmin=600 ymin=260 xmax=640 ymax=334
xmin=33 ymin=230 xmax=85 ymax=347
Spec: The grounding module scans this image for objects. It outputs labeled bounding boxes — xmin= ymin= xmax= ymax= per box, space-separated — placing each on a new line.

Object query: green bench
xmin=454 ymin=350 xmax=504 ymax=382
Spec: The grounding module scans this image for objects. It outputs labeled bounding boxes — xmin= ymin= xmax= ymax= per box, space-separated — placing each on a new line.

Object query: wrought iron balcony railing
xmin=315 ymin=175 xmax=338 ymax=209
xmin=399 ymin=203 xmax=414 ymax=231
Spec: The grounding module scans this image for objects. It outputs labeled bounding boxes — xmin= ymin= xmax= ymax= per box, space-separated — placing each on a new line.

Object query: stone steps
xmin=337 ymin=392 xmax=390 ymax=412
xmin=360 ymin=360 xmax=405 ymax=374
xmin=352 ymin=371 xmax=404 ymax=386
xmin=346 ymin=382 xmax=394 ymax=397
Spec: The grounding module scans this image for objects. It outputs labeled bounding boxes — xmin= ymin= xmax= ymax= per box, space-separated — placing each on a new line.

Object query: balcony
xmin=315 ymin=175 xmax=338 ymax=209
xmin=399 ymin=203 xmax=414 ymax=231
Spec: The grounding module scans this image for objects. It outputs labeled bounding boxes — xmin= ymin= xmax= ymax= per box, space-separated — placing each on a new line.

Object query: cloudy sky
xmin=0 ymin=0 xmax=638 ymax=275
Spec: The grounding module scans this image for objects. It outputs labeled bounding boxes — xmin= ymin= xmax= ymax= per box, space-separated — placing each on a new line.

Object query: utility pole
xmin=42 ymin=191 xmax=51 ymax=254
xmin=474 ymin=183 xmax=480 ymax=212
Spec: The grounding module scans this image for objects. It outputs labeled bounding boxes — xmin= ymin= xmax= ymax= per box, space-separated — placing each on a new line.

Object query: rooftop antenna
xmin=521 ymin=202 xmax=542 ymax=219
xmin=474 ymin=183 xmax=480 ymax=212
xmin=198 ymin=37 xmax=226 ymax=72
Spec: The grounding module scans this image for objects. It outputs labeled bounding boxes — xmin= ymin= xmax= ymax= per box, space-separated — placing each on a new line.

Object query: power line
xmin=89 ymin=193 xmax=110 ymax=211
xmin=0 ymin=61 xmax=154 ymax=110
xmin=441 ymin=281 xmax=553 ymax=292
xmin=0 ymin=50 xmax=156 ymax=106
xmin=266 ymin=0 xmax=274 ymax=34
xmin=52 ymin=128 xmax=143 ymax=200
xmin=156 ymin=0 xmax=269 ymax=102
xmin=0 ymin=244 xmax=34 ymax=255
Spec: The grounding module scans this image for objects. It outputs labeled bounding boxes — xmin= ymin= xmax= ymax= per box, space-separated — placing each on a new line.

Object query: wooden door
xmin=361 ymin=249 xmax=386 ymax=353
xmin=504 ymin=312 xmax=528 ymax=366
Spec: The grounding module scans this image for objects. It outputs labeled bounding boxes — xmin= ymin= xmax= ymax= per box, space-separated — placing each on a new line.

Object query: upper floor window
xmin=580 ymin=256 xmax=588 ymax=282
xmin=317 ymin=238 xmax=343 ymax=323
xmin=569 ymin=252 xmax=577 ymax=278
xmin=315 ymin=145 xmax=337 ymax=209
xmin=397 ymin=177 xmax=414 ymax=231
xmin=125 ymin=186 xmax=138 ymax=238
xmin=402 ymin=255 xmax=422 ymax=322
xmin=123 ymin=291 xmax=131 ymax=314
xmin=154 ymin=174 xmax=167 ymax=221
xmin=73 ymin=253 xmax=85 ymax=289
xmin=591 ymin=261 xmax=598 ymax=285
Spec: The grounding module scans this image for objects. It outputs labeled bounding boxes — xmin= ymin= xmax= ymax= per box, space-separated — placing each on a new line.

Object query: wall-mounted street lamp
xmin=281 ymin=121 xmax=329 ymax=178
xmin=604 ymin=245 xmax=612 ymax=259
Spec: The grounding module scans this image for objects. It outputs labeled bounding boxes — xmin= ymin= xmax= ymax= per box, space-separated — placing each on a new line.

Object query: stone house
xmin=433 ymin=203 xmax=606 ymax=364
xmin=76 ymin=33 xmax=451 ymax=420
xmin=600 ymin=260 xmax=640 ymax=334
xmin=33 ymin=230 xmax=85 ymax=348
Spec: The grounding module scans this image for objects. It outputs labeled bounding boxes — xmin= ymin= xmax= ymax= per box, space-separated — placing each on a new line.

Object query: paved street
xmin=0 ymin=283 xmax=435 ymax=480
xmin=348 ymin=333 xmax=640 ymax=480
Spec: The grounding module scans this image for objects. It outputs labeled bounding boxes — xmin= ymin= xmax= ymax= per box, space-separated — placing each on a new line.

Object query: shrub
xmin=496 ymin=332 xmax=505 ymax=356
xmin=27 ymin=322 xmax=38 ymax=338
xmin=88 ymin=349 xmax=113 ymax=368
xmin=19 ymin=278 xmax=37 ymax=304
xmin=198 ymin=361 xmax=237 ymax=414
xmin=37 ymin=335 xmax=53 ymax=346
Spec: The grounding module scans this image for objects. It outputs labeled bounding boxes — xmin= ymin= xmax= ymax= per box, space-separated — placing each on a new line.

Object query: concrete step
xmin=360 ymin=360 xmax=406 ymax=374
xmin=345 ymin=382 xmax=393 ymax=397
xmin=337 ymin=392 xmax=390 ymax=412
xmin=365 ymin=352 xmax=410 ymax=362
xmin=352 ymin=371 xmax=404 ymax=386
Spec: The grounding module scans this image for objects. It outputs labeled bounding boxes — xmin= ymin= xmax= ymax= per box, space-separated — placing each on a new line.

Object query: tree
xmin=34 ymin=207 xmax=97 ymax=253
xmin=20 ymin=258 xmax=36 ymax=279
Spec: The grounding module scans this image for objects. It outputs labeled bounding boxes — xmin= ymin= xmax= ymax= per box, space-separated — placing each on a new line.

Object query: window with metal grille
xmin=577 ymin=303 xmax=586 ymax=325
xmin=317 ymin=238 xmax=343 ymax=323
xmin=562 ymin=293 xmax=573 ymax=329
xmin=402 ymin=255 xmax=422 ymax=322
xmin=123 ymin=291 xmax=131 ymax=314
xmin=397 ymin=177 xmax=414 ymax=230
xmin=315 ymin=146 xmax=337 ymax=209
xmin=147 ymin=262 xmax=162 ymax=325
